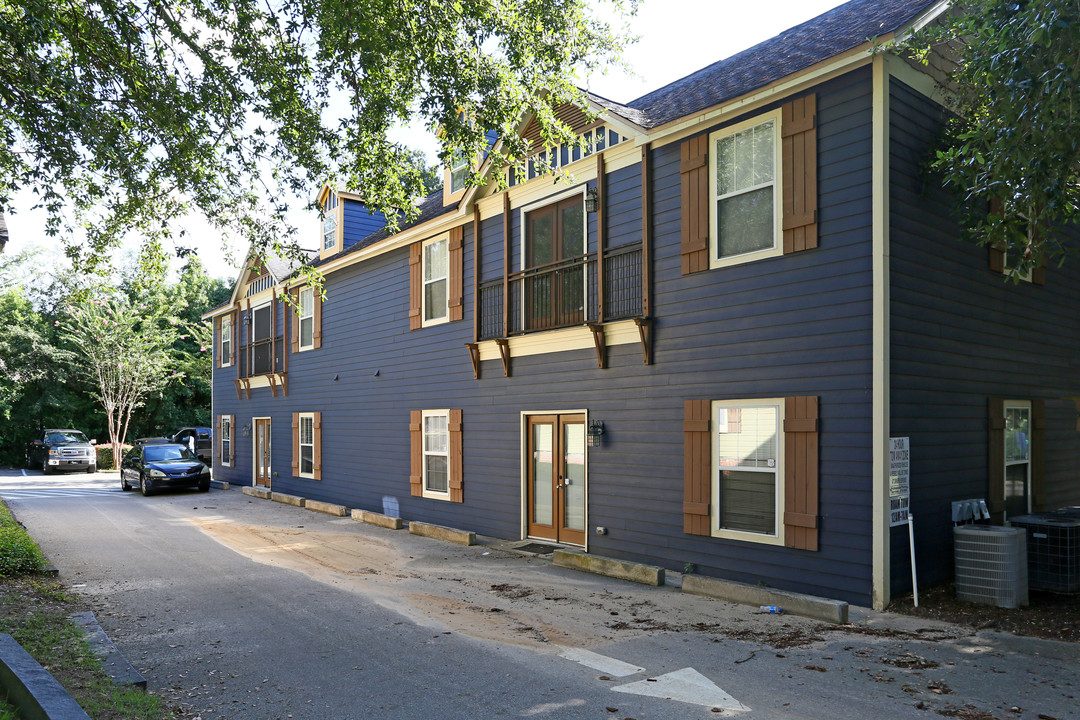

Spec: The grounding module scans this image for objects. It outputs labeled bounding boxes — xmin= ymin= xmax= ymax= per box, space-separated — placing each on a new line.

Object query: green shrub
xmin=0 ymin=503 xmax=45 ymax=576
xmin=95 ymin=443 xmax=131 ymax=470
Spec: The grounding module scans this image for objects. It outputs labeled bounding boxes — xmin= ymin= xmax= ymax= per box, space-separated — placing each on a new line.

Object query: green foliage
xmin=0 ymin=502 xmax=46 ymax=576
xmin=905 ymin=0 xmax=1080 ymax=275
xmin=96 ymin=443 xmax=132 ymax=471
xmin=0 ymin=0 xmax=631 ymax=280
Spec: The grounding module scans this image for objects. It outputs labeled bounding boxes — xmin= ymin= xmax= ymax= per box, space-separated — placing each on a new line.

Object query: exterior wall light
xmin=587 ymin=419 xmax=605 ymax=447
xmin=585 ymin=187 xmax=600 ymax=213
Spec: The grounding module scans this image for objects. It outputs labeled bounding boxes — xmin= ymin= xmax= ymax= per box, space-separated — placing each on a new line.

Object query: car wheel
xmin=86 ymin=465 xmax=96 ymax=474
xmin=42 ymin=463 xmax=53 ymax=475
xmin=139 ymin=474 xmax=154 ymax=497
xmin=198 ymin=479 xmax=210 ymax=492
xmin=120 ymin=473 xmax=130 ymax=491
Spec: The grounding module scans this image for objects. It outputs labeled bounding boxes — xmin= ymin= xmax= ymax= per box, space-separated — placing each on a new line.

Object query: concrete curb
xmin=241 ymin=486 xmax=271 ymax=499
xmin=305 ymin=499 xmax=348 ymax=517
xmin=0 ymin=633 xmax=91 ymax=720
xmin=552 ymin=550 xmax=665 ymax=586
xmin=70 ymin=612 xmax=146 ymax=690
xmin=271 ymin=492 xmax=305 ymax=508
xmin=351 ymin=509 xmax=403 ymax=530
xmin=682 ymin=575 xmax=849 ymax=624
xmin=408 ymin=521 xmax=475 ymax=546
xmin=209 ymin=480 xmax=230 ymax=490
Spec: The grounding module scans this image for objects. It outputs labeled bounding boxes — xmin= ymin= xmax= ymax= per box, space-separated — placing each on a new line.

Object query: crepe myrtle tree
xmin=63 ymin=295 xmax=188 ymax=466
xmin=0 ymin=0 xmax=632 ymax=283
xmin=905 ymin=0 xmax=1080 ymax=277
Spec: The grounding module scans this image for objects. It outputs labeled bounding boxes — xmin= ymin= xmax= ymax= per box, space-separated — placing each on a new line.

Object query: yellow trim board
xmin=477 ymin=320 xmax=640 ymax=362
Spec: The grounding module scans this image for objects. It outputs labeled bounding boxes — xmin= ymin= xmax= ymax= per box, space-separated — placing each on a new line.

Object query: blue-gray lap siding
xmin=887 ymin=77 xmax=1080 ymax=593
xmin=211 ymin=67 xmax=878 ymax=605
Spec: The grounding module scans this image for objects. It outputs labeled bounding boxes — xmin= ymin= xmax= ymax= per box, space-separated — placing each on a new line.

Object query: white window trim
xmin=220 ymin=316 xmax=232 ymax=368
xmin=710 ymin=398 xmax=785 ymax=546
xmin=421 ymin=234 xmax=450 ymax=327
xmin=220 ymin=416 xmax=232 ymax=467
xmin=421 ymin=408 xmax=451 ymax=500
xmin=449 ymin=150 xmax=469 ymax=194
xmin=1003 ymin=399 xmax=1032 ymax=518
xmin=708 ymin=108 xmax=784 ymax=270
xmin=322 ymin=211 xmax=338 ymax=252
xmin=298 ymin=412 xmax=315 ymax=479
xmin=298 ymin=287 xmax=315 ymax=351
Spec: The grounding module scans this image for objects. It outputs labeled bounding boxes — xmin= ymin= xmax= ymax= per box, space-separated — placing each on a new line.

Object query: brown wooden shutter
xmin=408 ymin=244 xmax=422 ymax=330
xmin=409 ymin=410 xmax=423 ymax=496
xmin=683 ymin=399 xmax=711 ymax=535
xmin=987 ymin=397 xmax=1005 ymax=520
xmin=784 ymin=396 xmax=819 ymax=551
xmin=214 ymin=317 xmax=222 ymax=368
xmin=680 ymin=135 xmax=709 ymax=275
xmin=290 ymin=288 xmax=300 ymax=353
xmin=228 ymin=314 xmax=236 ymax=366
xmin=1030 ymin=398 xmax=1046 ymax=510
xmin=448 ymin=227 xmax=464 ymax=322
xmin=291 ymin=412 xmax=300 ymax=476
xmin=312 ymin=411 xmax=322 ymax=481
xmin=226 ymin=415 xmax=234 ymax=465
xmin=313 ymin=288 xmax=323 ymax=348
xmin=449 ymin=409 xmax=463 ymax=503
xmin=781 ymin=94 xmax=818 ymax=253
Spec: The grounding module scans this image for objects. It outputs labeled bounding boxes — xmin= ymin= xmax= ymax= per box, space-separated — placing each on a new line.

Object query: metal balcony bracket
xmin=494 ymin=338 xmax=511 ymax=377
xmin=634 ymin=317 xmax=653 ymax=365
xmin=587 ymin=323 xmax=607 ymax=369
xmin=466 ymin=343 xmax=481 ymax=380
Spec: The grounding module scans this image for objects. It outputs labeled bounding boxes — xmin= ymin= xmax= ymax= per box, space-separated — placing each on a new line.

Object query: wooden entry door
xmin=526 ymin=414 xmax=586 ymax=546
xmin=254 ymin=418 xmax=271 ymax=487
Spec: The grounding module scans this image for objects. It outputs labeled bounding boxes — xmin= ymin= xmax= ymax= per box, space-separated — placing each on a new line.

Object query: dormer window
xmin=449 ymin=150 xmax=469 ymax=194
xmin=322 ymin=212 xmax=337 ymax=252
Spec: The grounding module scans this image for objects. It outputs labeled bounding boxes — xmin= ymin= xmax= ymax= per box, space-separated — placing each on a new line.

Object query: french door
xmin=254 ymin=418 xmax=271 ymax=487
xmin=526 ymin=414 xmax=586 ymax=546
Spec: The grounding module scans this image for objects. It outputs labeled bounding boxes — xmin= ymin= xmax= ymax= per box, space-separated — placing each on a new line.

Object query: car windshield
xmin=45 ymin=431 xmax=89 ymax=444
xmin=144 ymin=446 xmax=197 ymax=462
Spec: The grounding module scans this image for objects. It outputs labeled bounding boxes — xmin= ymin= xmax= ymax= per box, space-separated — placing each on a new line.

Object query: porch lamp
xmin=584 ymin=187 xmax=600 ymax=213
xmin=587 ymin=419 xmax=605 ymax=447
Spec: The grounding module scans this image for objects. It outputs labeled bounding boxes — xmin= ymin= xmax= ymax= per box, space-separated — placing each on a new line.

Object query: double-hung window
xmin=322 ymin=212 xmax=337 ymax=253
xmin=423 ymin=236 xmax=449 ymax=325
xmin=220 ymin=315 xmax=232 ymax=367
xmin=711 ymin=399 xmax=784 ymax=544
xmin=709 ymin=110 xmax=783 ymax=268
xmin=299 ymin=287 xmax=315 ymax=350
xmin=422 ymin=410 xmax=449 ymax=498
xmin=449 ymin=150 xmax=469 ymax=194
xmin=1004 ymin=400 xmax=1032 ymax=518
xmin=220 ymin=416 xmax=232 ymax=467
xmin=299 ymin=413 xmax=315 ymax=478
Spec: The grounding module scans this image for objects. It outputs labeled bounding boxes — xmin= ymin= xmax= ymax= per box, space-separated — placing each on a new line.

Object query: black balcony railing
xmin=239 ymin=335 xmax=284 ymax=378
xmin=478 ymin=241 xmax=642 ymax=340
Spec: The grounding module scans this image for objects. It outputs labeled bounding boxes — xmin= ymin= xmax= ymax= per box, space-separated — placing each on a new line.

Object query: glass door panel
xmin=527 ymin=417 xmax=556 ymax=540
xmin=562 ymin=420 xmax=586 ymax=534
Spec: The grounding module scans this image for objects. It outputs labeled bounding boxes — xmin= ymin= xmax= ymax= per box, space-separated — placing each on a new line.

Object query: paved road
xmin=2 ymin=469 xmax=1077 ymax=720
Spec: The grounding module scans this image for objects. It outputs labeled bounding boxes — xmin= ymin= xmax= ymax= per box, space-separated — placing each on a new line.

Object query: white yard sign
xmin=889 ymin=437 xmax=910 ymax=527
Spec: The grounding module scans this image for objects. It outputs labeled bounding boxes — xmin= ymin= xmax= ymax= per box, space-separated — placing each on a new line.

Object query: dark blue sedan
xmin=120 ymin=443 xmax=211 ymax=496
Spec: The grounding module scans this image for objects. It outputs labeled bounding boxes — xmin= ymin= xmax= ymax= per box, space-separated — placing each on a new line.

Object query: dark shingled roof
xmin=310 ymin=189 xmax=458 ymax=268
xmin=608 ymin=0 xmax=940 ymax=128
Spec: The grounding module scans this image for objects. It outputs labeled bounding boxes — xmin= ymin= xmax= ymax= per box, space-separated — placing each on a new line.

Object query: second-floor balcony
xmin=478 ymin=241 xmax=643 ymax=340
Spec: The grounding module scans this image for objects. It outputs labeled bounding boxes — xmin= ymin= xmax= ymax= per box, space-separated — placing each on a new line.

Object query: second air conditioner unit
xmin=953 ymin=525 xmax=1028 ymax=608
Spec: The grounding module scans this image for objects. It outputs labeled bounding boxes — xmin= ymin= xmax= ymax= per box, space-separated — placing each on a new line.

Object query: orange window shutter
xmin=783 ymin=396 xmax=819 ymax=551
xmin=448 ymin=227 xmax=464 ymax=322
xmin=408 ymin=244 xmax=422 ymax=330
xmin=1030 ymin=399 xmax=1046 ymax=510
xmin=679 ymin=135 xmax=709 ymax=275
xmin=683 ymin=399 xmax=711 ymax=535
xmin=449 ymin=409 xmax=463 ymax=503
xmin=291 ymin=412 xmax=300 ymax=476
xmin=313 ymin=288 xmax=323 ymax=348
xmin=312 ymin=412 xmax=322 ymax=481
xmin=214 ymin=317 xmax=222 ymax=368
xmin=781 ymin=94 xmax=818 ymax=254
xmin=987 ymin=398 xmax=1005 ymax=519
xmin=409 ymin=410 xmax=423 ymax=496
xmin=290 ymin=288 xmax=300 ymax=354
